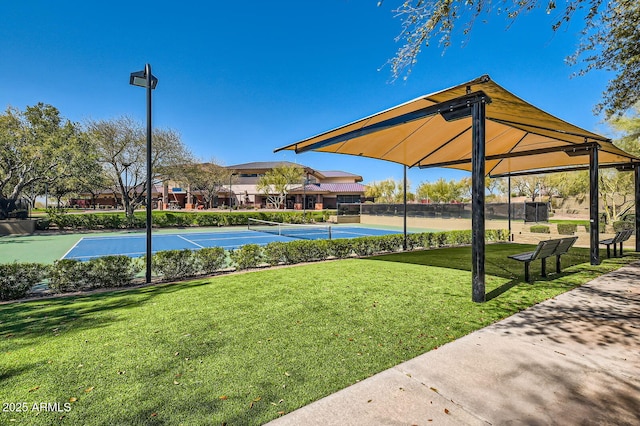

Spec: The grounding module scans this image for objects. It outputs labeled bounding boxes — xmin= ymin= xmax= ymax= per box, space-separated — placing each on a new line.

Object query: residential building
xmin=72 ymin=161 xmax=367 ymax=210
xmin=221 ymin=161 xmax=366 ymax=210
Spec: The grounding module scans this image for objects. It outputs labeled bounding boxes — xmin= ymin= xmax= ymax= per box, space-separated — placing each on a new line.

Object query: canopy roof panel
xmin=275 ymin=75 xmax=638 ymax=175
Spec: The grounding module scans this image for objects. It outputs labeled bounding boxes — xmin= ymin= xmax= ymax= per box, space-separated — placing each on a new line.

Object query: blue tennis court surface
xmin=62 ymin=226 xmax=407 ymax=261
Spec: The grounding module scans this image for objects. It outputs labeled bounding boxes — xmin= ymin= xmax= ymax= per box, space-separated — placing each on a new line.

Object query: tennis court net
xmin=247 ymin=218 xmax=332 ymax=240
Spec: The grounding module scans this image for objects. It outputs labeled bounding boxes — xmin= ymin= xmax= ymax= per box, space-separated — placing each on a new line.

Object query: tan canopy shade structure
xmin=275 ymin=75 xmax=640 ymax=302
xmin=275 ymin=75 xmax=637 ymax=175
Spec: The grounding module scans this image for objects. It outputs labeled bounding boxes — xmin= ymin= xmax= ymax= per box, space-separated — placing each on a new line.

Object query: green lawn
xmin=0 ymin=244 xmax=636 ymax=425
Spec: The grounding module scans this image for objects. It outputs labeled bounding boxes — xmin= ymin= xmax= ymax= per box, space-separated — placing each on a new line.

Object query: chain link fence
xmin=338 ymin=202 xmax=549 ymax=222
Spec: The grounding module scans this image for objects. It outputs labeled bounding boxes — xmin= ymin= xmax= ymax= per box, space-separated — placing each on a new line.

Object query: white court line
xmin=190 ymin=234 xmax=283 ymax=242
xmin=66 ymin=250 xmax=148 ymax=260
xmin=61 ymin=237 xmax=84 ymax=259
xmin=178 ymin=234 xmax=204 ymax=248
xmin=332 ymin=231 xmax=381 ymax=237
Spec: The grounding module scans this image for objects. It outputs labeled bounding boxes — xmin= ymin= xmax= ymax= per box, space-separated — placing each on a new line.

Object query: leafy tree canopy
xmin=380 ymin=0 xmax=639 ymax=117
xmin=0 ymin=103 xmax=90 ymax=209
xmin=365 ymin=178 xmax=413 ymax=203
xmin=86 ymin=116 xmax=193 ymax=217
xmin=256 ymin=164 xmax=304 ymax=209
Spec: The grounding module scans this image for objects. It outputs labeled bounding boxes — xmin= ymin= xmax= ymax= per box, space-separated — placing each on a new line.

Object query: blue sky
xmin=1 ymin=1 xmax=614 ymax=190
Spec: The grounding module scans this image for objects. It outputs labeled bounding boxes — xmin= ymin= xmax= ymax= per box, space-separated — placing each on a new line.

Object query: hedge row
xmin=48 ymin=256 xmax=141 ymax=292
xmin=0 ymin=255 xmax=140 ymax=300
xmin=0 ymin=263 xmax=47 ymax=301
xmin=584 ymin=222 xmax=608 ymax=233
xmin=42 ymin=210 xmax=332 ymax=230
xmin=0 ymin=229 xmax=509 ymax=301
xmin=231 ymin=229 xmax=508 ymax=269
xmin=557 ymin=223 xmax=577 ymax=235
xmin=530 ymin=225 xmax=550 ymax=234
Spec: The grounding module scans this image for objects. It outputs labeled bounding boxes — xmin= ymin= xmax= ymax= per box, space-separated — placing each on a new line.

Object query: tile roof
xmin=227 ymin=161 xmax=308 ymax=170
xmin=318 ymin=170 xmax=361 ymax=178
xmin=291 ymin=183 xmax=366 ymax=193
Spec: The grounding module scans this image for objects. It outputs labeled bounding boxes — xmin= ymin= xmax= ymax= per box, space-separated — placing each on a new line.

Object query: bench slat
xmin=508 ymin=252 xmax=535 ymax=261
xmin=507 ymin=236 xmax=578 ymax=283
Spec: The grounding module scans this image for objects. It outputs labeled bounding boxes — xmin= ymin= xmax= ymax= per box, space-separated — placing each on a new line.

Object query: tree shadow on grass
xmin=0 ymin=362 xmax=42 ymax=382
xmin=365 ymin=243 xmax=620 ymax=301
xmin=0 ymin=276 xmax=217 ymax=348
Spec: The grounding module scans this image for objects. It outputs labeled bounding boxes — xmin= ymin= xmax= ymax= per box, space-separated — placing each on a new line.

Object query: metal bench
xmin=600 ymin=229 xmax=634 ymax=258
xmin=508 ymin=237 xmax=578 ymax=283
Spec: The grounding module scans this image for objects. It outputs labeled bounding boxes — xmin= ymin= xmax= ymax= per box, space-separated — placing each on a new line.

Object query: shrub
xmin=404 ymin=233 xmax=421 ymax=250
xmin=230 ymin=244 xmax=263 ymax=270
xmin=376 ymin=234 xmax=404 ymax=253
xmin=446 ymin=230 xmax=472 ymax=246
xmin=0 ymin=263 xmax=46 ymax=301
xmin=584 ymin=223 xmax=607 ymax=233
xmin=98 ymin=214 xmax=125 ymax=229
xmin=327 ymin=239 xmax=353 ymax=259
xmin=351 ymin=237 xmax=379 ymax=257
xmin=530 ymin=225 xmax=550 ymax=234
xmin=41 ymin=210 xmax=334 ymax=231
xmin=46 ymin=209 xmax=71 ymax=229
xmin=263 ymin=242 xmax=289 ymax=265
xmin=197 ymin=247 xmax=227 ymax=274
xmin=486 ymin=229 xmax=509 ymax=242
xmin=49 ymin=259 xmax=92 ymax=292
xmin=120 ymin=213 xmax=143 ymax=229
xmin=414 ymin=232 xmax=435 ymax=249
xmin=194 ymin=213 xmax=220 ymax=227
xmin=35 ymin=218 xmax=50 ymax=230
xmin=153 ymin=250 xmax=198 ymax=281
xmin=557 ymin=223 xmax=577 ymax=235
xmin=86 ymin=255 xmax=141 ymax=287
xmin=434 ymin=232 xmax=449 ymax=247
xmin=613 ymin=221 xmax=635 ymax=232
xmin=287 ymin=239 xmax=330 ymax=263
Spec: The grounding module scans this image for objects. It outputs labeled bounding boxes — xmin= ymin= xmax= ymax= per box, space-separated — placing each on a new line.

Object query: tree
xmin=609 ymin=105 xmax=640 ymax=156
xmin=380 ymin=0 xmax=639 ymax=117
xmin=416 ymin=177 xmax=465 ymax=202
xmin=48 ymin=135 xmax=106 ymax=208
xmin=164 ymin=160 xmax=233 ymax=209
xmin=86 ymin=117 xmax=193 ymax=218
xmin=598 ymin=107 xmax=640 ymax=223
xmin=256 ymin=164 xmax=304 ymax=209
xmin=545 ymin=171 xmax=590 ymax=199
xmin=0 ymin=103 xmax=92 ymax=217
xmin=510 ymin=176 xmax=546 ymax=201
xmin=485 ymin=177 xmax=503 ymax=197
xmin=365 ymin=178 xmax=412 ymax=203
xmin=599 ymin=169 xmax=633 ymax=224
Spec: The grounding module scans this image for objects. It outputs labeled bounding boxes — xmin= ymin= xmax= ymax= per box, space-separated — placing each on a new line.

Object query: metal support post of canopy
xmin=636 ymin=165 xmax=640 ymax=252
xmin=589 ymin=146 xmax=600 ymax=265
xmin=274 ymin=75 xmax=640 ymax=303
xmin=403 ymin=165 xmax=407 ymax=251
xmin=471 ymin=97 xmax=487 ymax=303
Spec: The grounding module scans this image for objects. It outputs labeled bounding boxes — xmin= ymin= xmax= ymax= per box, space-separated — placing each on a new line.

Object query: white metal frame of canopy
xmin=275 ymin=75 xmax=640 ymax=302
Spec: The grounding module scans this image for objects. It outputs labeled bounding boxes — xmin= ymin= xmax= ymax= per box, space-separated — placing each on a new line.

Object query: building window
xmin=337 ymin=195 xmax=361 ymax=204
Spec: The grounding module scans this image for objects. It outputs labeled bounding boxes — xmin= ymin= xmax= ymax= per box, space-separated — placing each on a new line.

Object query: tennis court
xmin=62 ymin=223 xmax=409 ymax=261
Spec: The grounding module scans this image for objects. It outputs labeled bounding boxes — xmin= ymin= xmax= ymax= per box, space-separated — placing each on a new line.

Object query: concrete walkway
xmin=268 ymin=262 xmax=640 ymax=425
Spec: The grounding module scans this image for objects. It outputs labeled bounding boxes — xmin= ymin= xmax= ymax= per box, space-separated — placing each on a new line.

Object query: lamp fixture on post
xmin=129 ymin=63 xmax=158 ymax=284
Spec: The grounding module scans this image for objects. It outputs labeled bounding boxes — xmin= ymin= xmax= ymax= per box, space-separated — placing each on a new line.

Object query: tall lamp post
xmin=303 ymin=173 xmax=309 ymax=216
xmin=130 ymin=64 xmax=158 ymax=284
xmin=122 ymin=162 xmax=131 ymax=211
